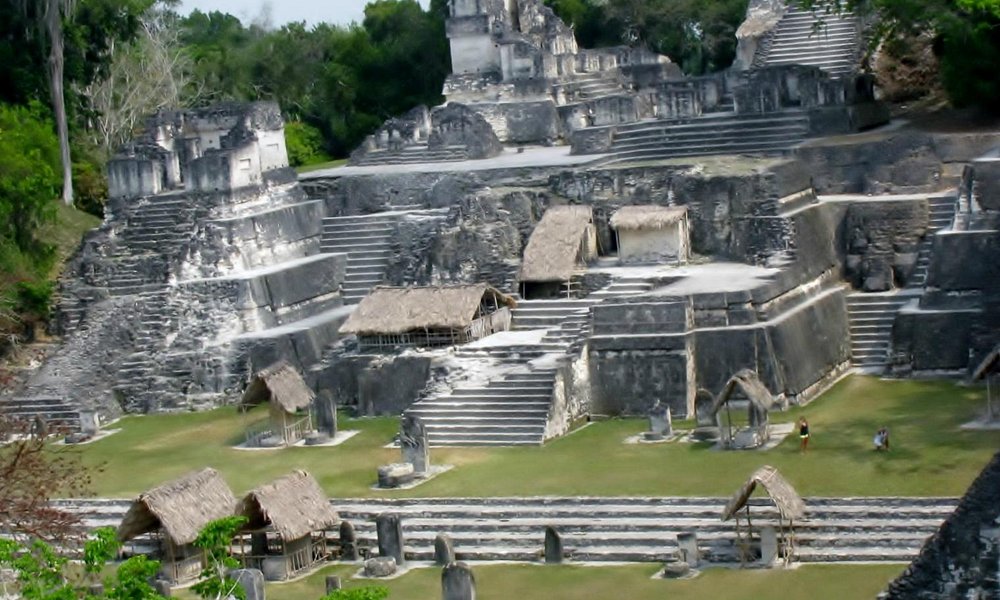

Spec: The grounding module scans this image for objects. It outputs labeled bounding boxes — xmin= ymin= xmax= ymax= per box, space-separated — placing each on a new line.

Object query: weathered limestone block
xmin=544 ymin=526 xmax=563 ymax=564
xmin=662 ymin=560 xmax=691 ymax=578
xmin=442 ymin=562 xmax=477 ymax=600
xmin=364 ymin=557 xmax=398 ymax=578
xmin=760 ymin=526 xmax=779 ymax=565
xmin=969 ymin=158 xmax=1000 ymax=212
xmin=340 ymin=521 xmax=358 ymax=561
xmin=733 ymin=0 xmax=786 ymax=70
xmin=377 ymin=463 xmax=416 ymax=489
xmin=429 ymin=103 xmax=503 ymax=159
xmin=376 ymin=513 xmax=406 ymax=566
xmin=401 ymin=415 xmax=430 ymax=474
xmin=359 ymin=356 xmax=432 ymax=416
xmin=677 ymin=532 xmax=700 ymax=567
xmin=325 ymin=576 xmax=342 ymax=593
xmin=844 ymin=199 xmax=928 ymax=291
xmin=228 ymin=569 xmax=266 ymax=600
xmin=644 ymin=401 xmax=672 ymax=440
xmin=435 ymin=533 xmax=456 ymax=566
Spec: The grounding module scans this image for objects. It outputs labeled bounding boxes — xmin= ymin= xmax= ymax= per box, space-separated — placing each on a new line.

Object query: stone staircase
xmin=909 ymin=192 xmax=959 ymax=288
xmin=756 ymin=4 xmax=861 ymax=78
xmin=560 ymin=73 xmax=625 ymax=102
xmin=321 ymin=208 xmax=449 ymax=304
xmin=406 ymin=277 xmax=659 ymax=446
xmin=405 ymin=368 xmax=558 ymax=446
xmin=846 ymin=291 xmax=916 ymax=369
xmin=350 ymin=144 xmax=469 ymax=167
xmin=60 ymin=496 xmax=956 ymax=564
xmin=0 ymin=396 xmax=81 ymax=433
xmin=602 ymin=110 xmax=809 ymax=164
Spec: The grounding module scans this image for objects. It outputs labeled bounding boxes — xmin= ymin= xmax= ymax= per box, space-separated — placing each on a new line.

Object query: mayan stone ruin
xmin=2 ymin=0 xmax=1000 ymax=597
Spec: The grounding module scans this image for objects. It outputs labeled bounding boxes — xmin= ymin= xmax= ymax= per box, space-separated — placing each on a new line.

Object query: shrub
xmin=285 ymin=120 xmax=331 ymax=167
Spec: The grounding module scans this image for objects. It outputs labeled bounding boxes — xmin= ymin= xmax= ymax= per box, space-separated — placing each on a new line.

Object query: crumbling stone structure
xmin=882 ymin=451 xmax=1000 ymax=599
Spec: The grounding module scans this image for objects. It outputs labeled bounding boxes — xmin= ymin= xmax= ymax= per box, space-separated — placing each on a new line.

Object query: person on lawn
xmin=798 ymin=417 xmax=810 ymax=452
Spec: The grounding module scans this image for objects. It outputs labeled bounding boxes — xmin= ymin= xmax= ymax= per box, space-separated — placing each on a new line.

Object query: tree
xmin=190 ymin=516 xmax=248 ymax=600
xmin=797 ymin=0 xmax=1000 ymax=110
xmin=0 ymin=416 xmax=93 ymax=543
xmin=82 ymin=5 xmax=197 ymax=157
xmin=0 ymin=527 xmax=165 ymax=599
xmin=18 ymin=0 xmax=79 ymax=206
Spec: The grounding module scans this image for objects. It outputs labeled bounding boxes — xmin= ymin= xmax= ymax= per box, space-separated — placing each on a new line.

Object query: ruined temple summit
xmin=2 ymin=0 xmax=998 ymax=455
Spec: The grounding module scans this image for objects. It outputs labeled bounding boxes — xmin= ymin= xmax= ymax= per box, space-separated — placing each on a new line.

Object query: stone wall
xmin=795 ymin=130 xmax=1000 ymax=194
xmin=844 ymin=199 xmax=928 ymax=291
xmin=883 ymin=451 xmax=1000 ymax=599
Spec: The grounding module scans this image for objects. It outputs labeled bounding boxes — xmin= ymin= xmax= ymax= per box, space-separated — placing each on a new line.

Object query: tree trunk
xmin=46 ymin=0 xmax=74 ymax=206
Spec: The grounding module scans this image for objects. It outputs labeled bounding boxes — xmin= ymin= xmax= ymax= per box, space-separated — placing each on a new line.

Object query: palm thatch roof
xmin=973 ymin=345 xmax=1000 ymax=381
xmin=518 ymin=206 xmax=594 ymax=282
xmin=610 ymin=205 xmax=687 ymax=231
xmin=710 ymin=369 xmax=777 ymax=417
xmin=117 ymin=468 xmax=237 ymax=546
xmin=722 ymin=465 xmax=806 ymax=522
xmin=339 ymin=283 xmax=516 ymax=335
xmin=239 ymin=361 xmax=315 ymax=414
xmin=237 ymin=470 xmax=339 ymax=541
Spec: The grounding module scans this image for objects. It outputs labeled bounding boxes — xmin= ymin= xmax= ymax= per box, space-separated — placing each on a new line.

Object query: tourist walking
xmin=798 ymin=417 xmax=810 ymax=452
xmin=874 ymin=427 xmax=890 ymax=451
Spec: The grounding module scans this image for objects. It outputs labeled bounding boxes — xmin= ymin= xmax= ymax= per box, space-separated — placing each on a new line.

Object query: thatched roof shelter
xmin=519 ymin=206 xmax=594 ymax=282
xmin=117 ymin=468 xmax=237 ymax=545
xmin=237 ymin=470 xmax=339 ymax=541
xmin=610 ymin=205 xmax=687 ymax=230
xmin=722 ymin=465 xmax=806 ymax=522
xmin=710 ymin=369 xmax=777 ymax=417
xmin=239 ymin=361 xmax=314 ymax=414
xmin=973 ymin=345 xmax=1000 ymax=381
xmin=339 ymin=283 xmax=516 ymax=336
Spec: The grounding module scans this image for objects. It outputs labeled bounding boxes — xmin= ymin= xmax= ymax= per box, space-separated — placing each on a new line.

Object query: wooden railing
xmin=164 ymin=553 xmax=204 ymax=583
xmin=282 ymin=415 xmax=311 ymax=445
xmin=239 ymin=540 xmax=327 ymax=580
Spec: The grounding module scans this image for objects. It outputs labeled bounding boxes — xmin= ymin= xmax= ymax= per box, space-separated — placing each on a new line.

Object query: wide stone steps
xmin=846 ymin=292 xmax=915 ymax=367
xmin=351 ymin=145 xmax=468 ymax=167
xmin=405 ymin=369 xmax=557 ymax=447
xmin=602 ymin=112 xmax=809 ymax=163
xmin=326 ymin=496 xmax=953 ymax=564
xmin=57 ymin=496 xmax=955 ymax=563
xmin=0 ymin=396 xmax=82 ymax=432
xmin=908 ymin=193 xmax=959 ymax=287
xmin=758 ymin=5 xmax=860 ymax=77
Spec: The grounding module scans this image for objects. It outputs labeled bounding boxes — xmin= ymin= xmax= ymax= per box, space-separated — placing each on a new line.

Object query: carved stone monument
xmin=442 ymin=562 xmax=477 ymax=600
xmin=677 ymin=532 xmax=700 ymax=567
xmin=400 ymin=415 xmax=429 ymax=474
xmin=643 ymin=400 xmax=672 ymax=441
xmin=544 ymin=526 xmax=563 ymax=564
xmin=376 ymin=513 xmax=405 ymax=566
xmin=228 ymin=569 xmax=266 ymax=600
xmin=435 ymin=533 xmax=456 ymax=566
xmin=340 ymin=520 xmax=358 ymax=561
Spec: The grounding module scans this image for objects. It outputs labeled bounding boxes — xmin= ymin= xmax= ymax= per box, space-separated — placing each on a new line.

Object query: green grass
xmin=296 ymin=158 xmax=348 ymax=174
xmin=81 ymin=375 xmax=1000 ymax=498
xmin=175 ymin=563 xmax=905 ymax=600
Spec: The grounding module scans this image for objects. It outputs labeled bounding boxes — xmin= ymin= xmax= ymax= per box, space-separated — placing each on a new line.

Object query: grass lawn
xmin=175 ymin=563 xmax=906 ymax=600
xmin=296 ymin=158 xmax=348 ymax=174
xmin=81 ymin=375 xmax=1000 ymax=498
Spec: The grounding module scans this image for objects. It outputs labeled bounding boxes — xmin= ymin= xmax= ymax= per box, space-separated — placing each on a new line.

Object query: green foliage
xmin=191 ymin=515 xmax=248 ymax=600
xmin=285 ymin=121 xmax=332 ymax=167
xmin=72 ymin=158 xmax=109 ymax=218
xmin=799 ymin=0 xmax=1000 ymax=111
xmin=178 ymin=0 xmax=450 ymax=157
xmin=321 ymin=586 xmax=390 ymax=600
xmin=15 ymin=280 xmax=53 ymax=321
xmin=0 ymin=102 xmax=60 ymax=255
xmin=546 ymin=0 xmax=746 ymax=75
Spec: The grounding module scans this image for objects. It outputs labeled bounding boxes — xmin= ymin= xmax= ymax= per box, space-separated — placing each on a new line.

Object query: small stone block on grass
xmin=364 ymin=557 xmax=397 ymax=578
